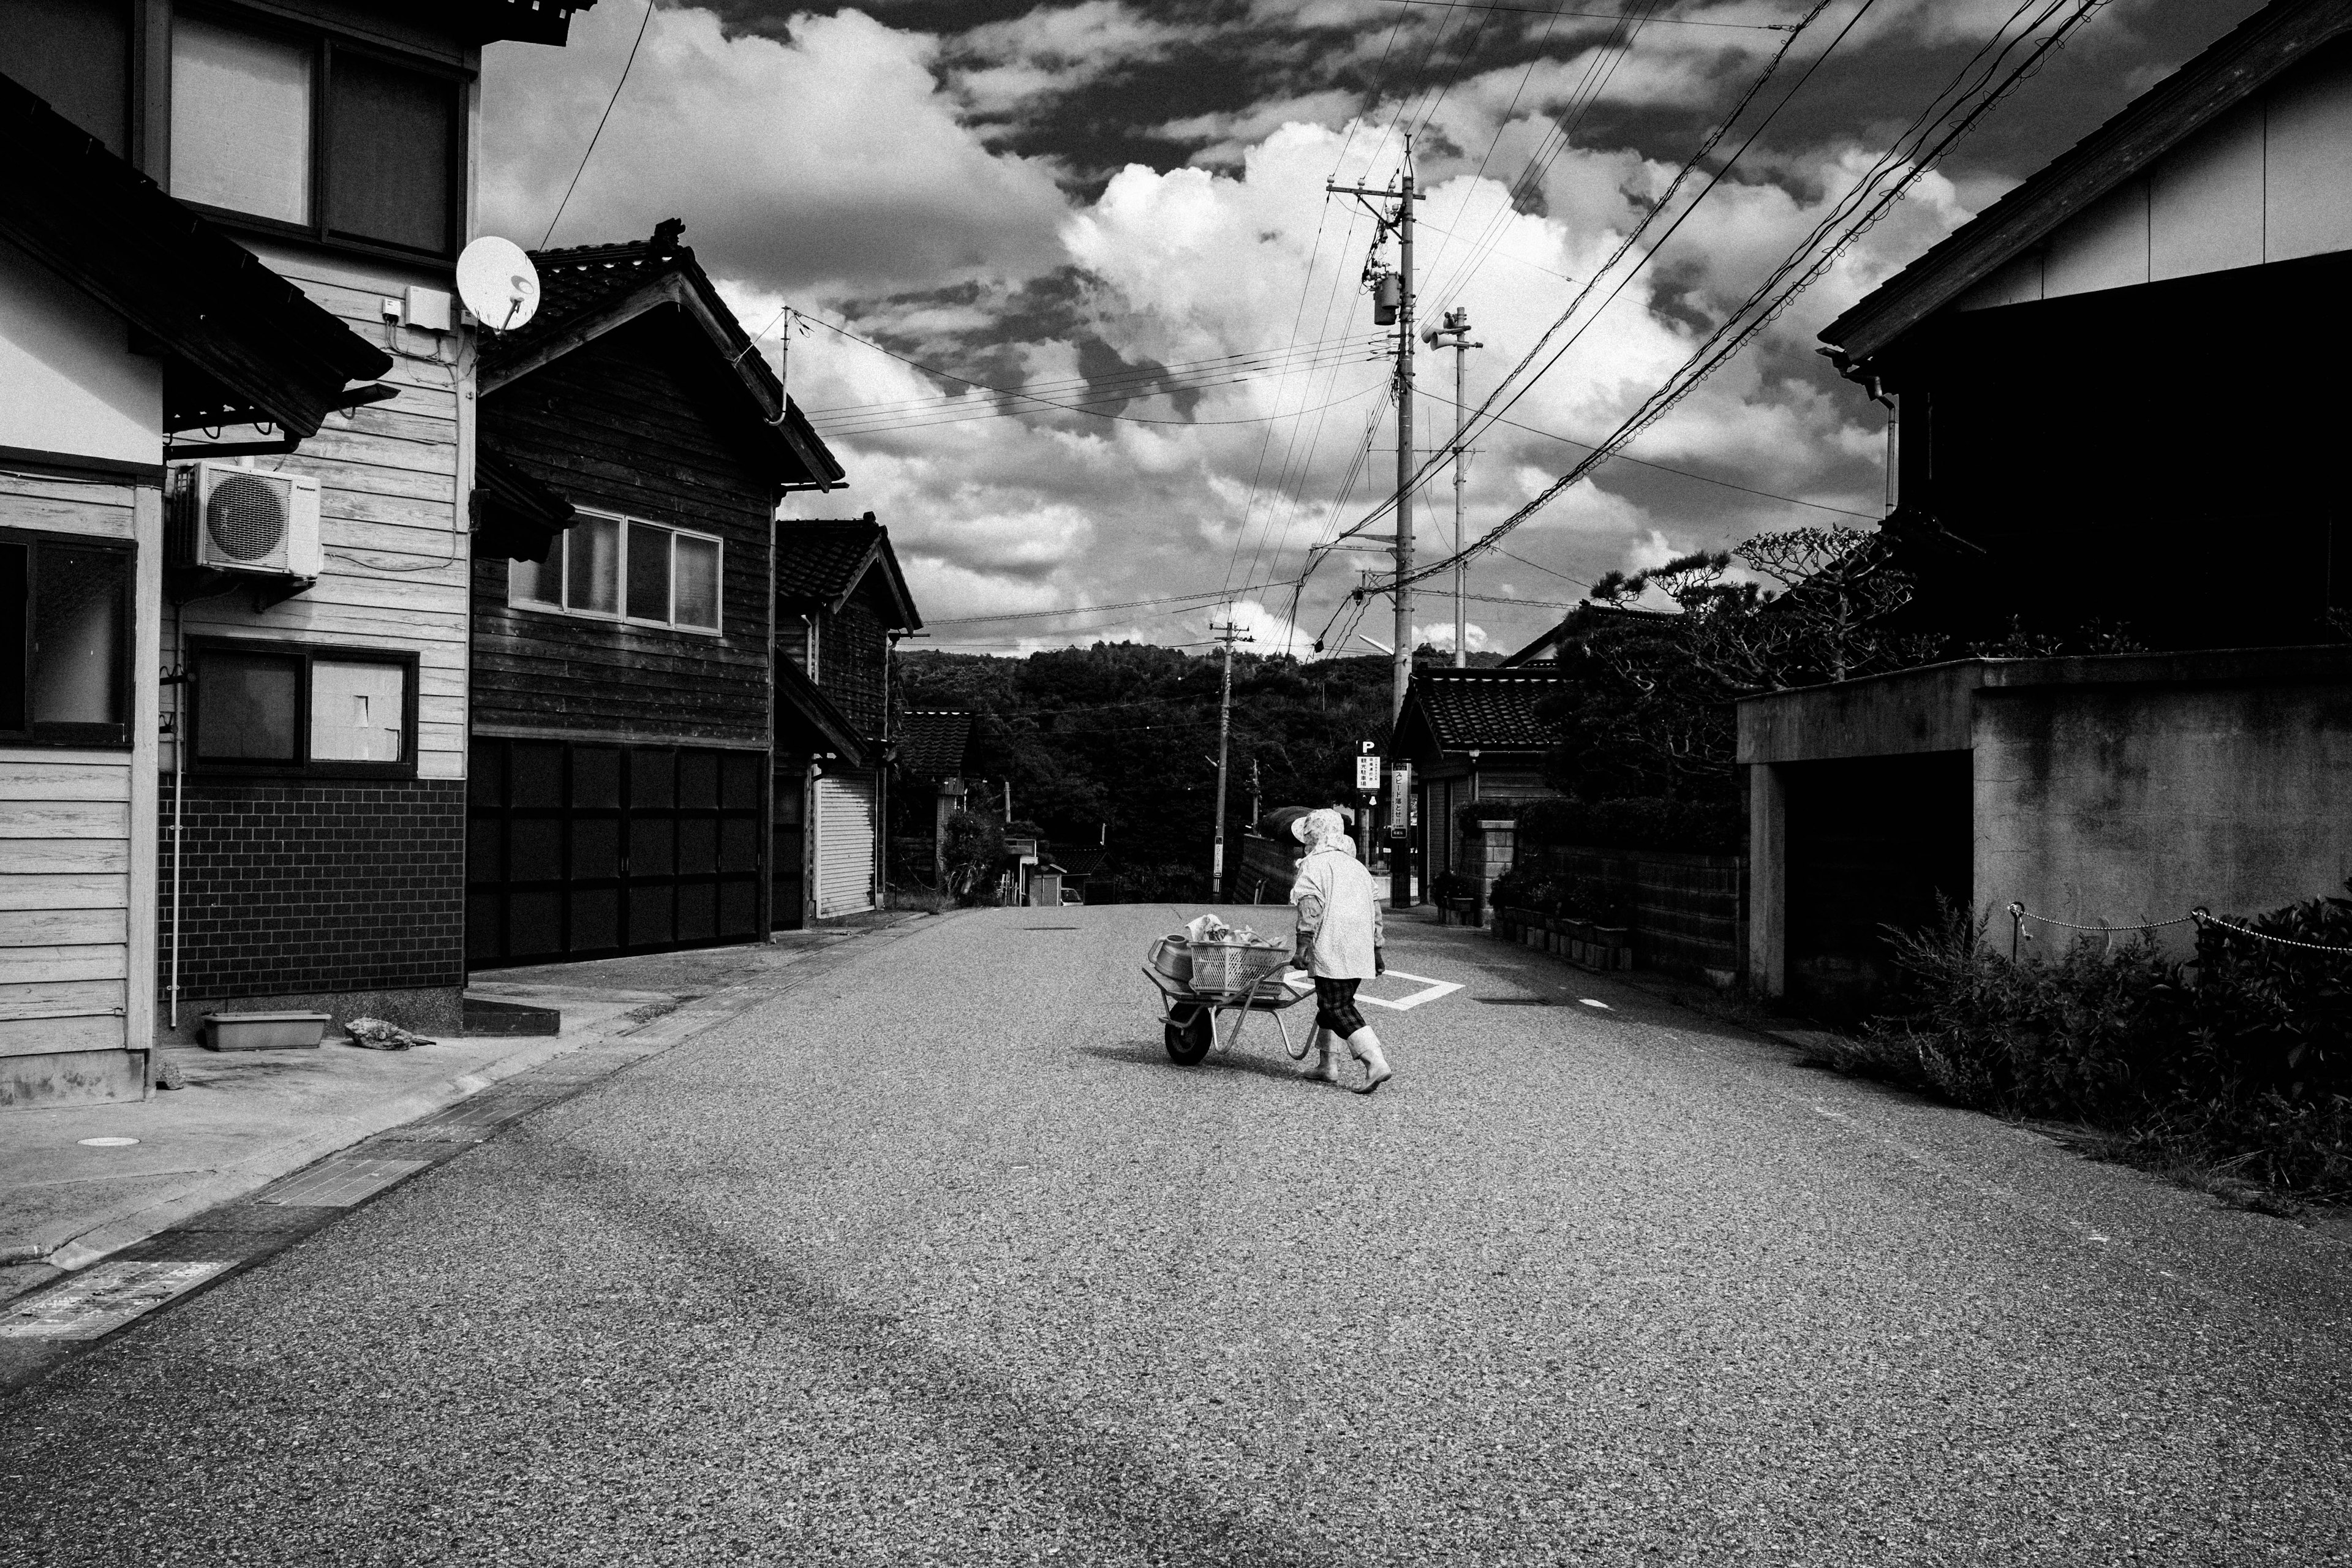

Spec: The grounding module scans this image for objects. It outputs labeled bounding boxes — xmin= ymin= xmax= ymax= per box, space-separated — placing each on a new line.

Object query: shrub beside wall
xmin=1817 ymin=884 xmax=2352 ymax=1198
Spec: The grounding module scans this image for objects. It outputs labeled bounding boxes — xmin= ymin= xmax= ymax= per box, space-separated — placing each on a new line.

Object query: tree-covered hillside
xmin=893 ymin=643 xmax=1412 ymax=899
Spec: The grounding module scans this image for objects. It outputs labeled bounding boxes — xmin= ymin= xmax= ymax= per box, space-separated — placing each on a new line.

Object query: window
xmin=1 ymin=531 xmax=133 ymax=748
xmin=170 ymin=15 xmax=312 ymax=224
xmin=190 ymin=639 xmax=414 ymax=775
xmin=510 ymin=514 xmax=723 ymax=633
xmin=168 ymin=12 xmax=461 ymax=257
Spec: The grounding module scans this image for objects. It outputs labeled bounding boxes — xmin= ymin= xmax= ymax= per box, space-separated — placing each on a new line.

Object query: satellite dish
xmin=456 ymin=236 xmax=540 ymax=333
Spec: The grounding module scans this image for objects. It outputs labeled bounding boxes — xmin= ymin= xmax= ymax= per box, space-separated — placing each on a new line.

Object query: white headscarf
xmin=1297 ymin=807 xmax=1354 ymax=856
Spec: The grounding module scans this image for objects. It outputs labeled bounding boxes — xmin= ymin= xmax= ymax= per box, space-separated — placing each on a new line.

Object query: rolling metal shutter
xmin=814 ymin=771 xmax=876 ymax=917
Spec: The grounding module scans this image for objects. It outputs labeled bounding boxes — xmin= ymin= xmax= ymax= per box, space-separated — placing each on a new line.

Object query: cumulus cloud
xmin=480 ymin=6 xmax=1069 ymax=295
xmin=477 ymin=0 xmax=2150 ymax=656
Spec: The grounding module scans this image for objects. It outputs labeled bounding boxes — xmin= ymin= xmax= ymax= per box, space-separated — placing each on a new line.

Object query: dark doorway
xmin=1782 ymin=752 xmax=1972 ymax=1017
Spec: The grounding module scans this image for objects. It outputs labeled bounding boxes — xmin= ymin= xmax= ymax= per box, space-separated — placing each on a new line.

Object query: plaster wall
xmin=1973 ymin=680 xmax=2352 ymax=956
xmin=0 ymin=239 xmax=162 ymax=467
xmin=1954 ymin=43 xmax=2352 ymax=312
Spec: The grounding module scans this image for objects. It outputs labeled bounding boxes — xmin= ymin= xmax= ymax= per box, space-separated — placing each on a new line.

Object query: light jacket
xmin=1291 ymin=839 xmax=1383 ymax=980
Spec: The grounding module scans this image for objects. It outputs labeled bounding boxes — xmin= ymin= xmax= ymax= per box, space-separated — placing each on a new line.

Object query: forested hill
xmin=894 ymin=643 xmax=1465 ymax=899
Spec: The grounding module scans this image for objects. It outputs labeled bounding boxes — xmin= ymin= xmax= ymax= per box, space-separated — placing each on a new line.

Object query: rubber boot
xmin=1345 ymin=1028 xmax=1392 ymax=1095
xmin=1302 ymin=1028 xmax=1339 ymax=1082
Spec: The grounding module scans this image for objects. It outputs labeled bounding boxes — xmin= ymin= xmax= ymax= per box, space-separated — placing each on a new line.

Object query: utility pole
xmin=1249 ymin=755 xmax=1262 ymax=828
xmin=1423 ymin=306 xmax=1482 ymax=667
xmin=1330 ymin=139 xmax=1425 ymax=913
xmin=1210 ymin=618 xmax=1253 ymax=899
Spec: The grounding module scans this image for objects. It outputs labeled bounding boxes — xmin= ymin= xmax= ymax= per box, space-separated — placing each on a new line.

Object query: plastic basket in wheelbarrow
xmin=1189 ymin=941 xmax=1292 ymax=998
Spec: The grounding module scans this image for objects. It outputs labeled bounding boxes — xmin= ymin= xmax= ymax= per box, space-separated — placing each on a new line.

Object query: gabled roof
xmin=1500 ymin=602 xmax=1676 ymax=668
xmin=1050 ymin=846 xmax=1108 ymax=876
xmin=0 ymin=69 xmax=391 ymax=447
xmin=775 ymin=514 xmax=922 ymax=629
xmin=898 ymin=709 xmax=972 ymax=780
xmin=1393 ymin=668 xmax=1565 ymax=761
xmin=1822 ymin=0 xmax=2352 ymax=366
xmin=480 ymin=220 xmax=845 ymax=492
xmin=461 ymin=1 xmax=601 ymax=45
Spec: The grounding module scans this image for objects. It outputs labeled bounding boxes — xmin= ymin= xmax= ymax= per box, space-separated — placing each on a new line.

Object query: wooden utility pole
xmin=1210 ymin=619 xmax=1252 ymax=898
xmin=1329 ymin=140 xmax=1424 ymax=911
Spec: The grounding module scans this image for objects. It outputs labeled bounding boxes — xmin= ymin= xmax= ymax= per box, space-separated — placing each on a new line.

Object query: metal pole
xmin=1451 ymin=310 xmax=1471 ymax=668
xmin=1210 ymin=619 xmax=1250 ymax=898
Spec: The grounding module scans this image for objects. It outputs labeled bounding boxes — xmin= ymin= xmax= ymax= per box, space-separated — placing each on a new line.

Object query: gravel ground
xmin=4 ymin=905 xmax=2350 ymax=1566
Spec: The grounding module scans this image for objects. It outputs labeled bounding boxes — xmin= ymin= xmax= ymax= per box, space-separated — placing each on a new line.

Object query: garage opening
xmin=467 ymin=739 xmax=764 ymax=967
xmin=1782 ymin=751 xmax=1972 ymax=1018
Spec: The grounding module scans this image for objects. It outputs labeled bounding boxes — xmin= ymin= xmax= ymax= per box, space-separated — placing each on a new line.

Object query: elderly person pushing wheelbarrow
xmin=1286 ymin=807 xmax=1394 ymax=1094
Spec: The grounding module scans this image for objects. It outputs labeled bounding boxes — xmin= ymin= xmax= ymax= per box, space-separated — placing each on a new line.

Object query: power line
xmin=924 ymin=579 xmax=1303 ymax=627
xmin=540 ymin=0 xmax=655 ymax=249
xmin=1400 ymin=0 xmax=2115 ymax=591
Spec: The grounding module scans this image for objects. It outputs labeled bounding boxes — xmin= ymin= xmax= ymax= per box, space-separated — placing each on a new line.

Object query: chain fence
xmin=2005 ymin=902 xmax=2352 ymax=957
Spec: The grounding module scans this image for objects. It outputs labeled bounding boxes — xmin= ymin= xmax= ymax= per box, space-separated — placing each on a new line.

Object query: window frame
xmin=186 ymin=635 xmax=418 ymax=780
xmin=165 ymin=2 xmax=470 ymax=265
xmin=508 ymin=511 xmax=726 ymax=636
xmin=0 ymin=525 xmax=137 ymax=752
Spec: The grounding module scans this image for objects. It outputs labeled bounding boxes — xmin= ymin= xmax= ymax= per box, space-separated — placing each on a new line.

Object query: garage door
xmin=814 ymin=771 xmax=875 ymax=918
xmin=467 ymin=739 xmax=764 ymax=967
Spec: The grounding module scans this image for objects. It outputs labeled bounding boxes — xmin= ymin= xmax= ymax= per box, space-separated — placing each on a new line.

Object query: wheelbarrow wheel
xmin=1164 ymin=1007 xmax=1213 ymax=1065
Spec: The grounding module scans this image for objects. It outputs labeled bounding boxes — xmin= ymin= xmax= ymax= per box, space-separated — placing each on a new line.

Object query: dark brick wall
xmin=159 ymin=778 xmax=467 ymax=1003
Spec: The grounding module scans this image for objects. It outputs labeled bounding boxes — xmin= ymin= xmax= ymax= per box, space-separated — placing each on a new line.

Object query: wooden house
xmin=0 ymin=64 xmax=393 ymax=1105
xmin=467 ymin=222 xmax=846 ymax=965
xmin=1820 ymin=0 xmax=2352 ymax=650
xmin=1391 ymin=668 xmax=1564 ymax=896
xmin=892 ymin=708 xmax=973 ymax=888
xmin=772 ymin=517 xmax=922 ymax=926
xmin=4 ymin=1 xmax=591 ymax=1098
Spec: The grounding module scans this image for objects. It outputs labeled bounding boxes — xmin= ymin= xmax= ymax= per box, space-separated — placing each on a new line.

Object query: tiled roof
xmin=775 ymin=516 xmax=922 ymax=628
xmin=479 ymin=220 xmax=844 ymax=489
xmin=898 ymin=710 xmax=972 ymax=780
xmin=1050 ymin=846 xmax=1107 ymax=875
xmin=775 ymin=518 xmax=882 ymax=601
xmin=1406 ymin=669 xmax=1565 ymax=752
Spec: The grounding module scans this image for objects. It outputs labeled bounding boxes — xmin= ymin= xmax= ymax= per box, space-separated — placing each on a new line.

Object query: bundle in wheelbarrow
xmin=1143 ymin=916 xmax=1316 ymax=1064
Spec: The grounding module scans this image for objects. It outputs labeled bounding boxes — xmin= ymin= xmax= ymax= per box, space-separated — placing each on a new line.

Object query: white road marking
xmin=0 ymin=1261 xmax=230 ymax=1340
xmin=1580 ymin=999 xmax=1611 ymax=1010
xmin=1357 ymin=971 xmax=1464 ymax=1011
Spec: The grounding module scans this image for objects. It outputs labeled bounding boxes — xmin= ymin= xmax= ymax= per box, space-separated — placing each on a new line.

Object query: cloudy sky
xmin=479 ymin=0 xmax=2261 ymax=657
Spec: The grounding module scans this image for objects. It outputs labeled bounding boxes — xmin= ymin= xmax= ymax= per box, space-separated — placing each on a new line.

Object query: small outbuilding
xmin=1740 ymin=648 xmax=2352 ymax=1014
xmin=1391 ymin=668 xmax=1565 ymax=901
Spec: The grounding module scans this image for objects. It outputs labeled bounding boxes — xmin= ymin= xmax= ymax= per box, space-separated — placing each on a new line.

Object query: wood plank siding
xmin=474 ymin=314 xmax=776 ymax=747
xmin=0 ymin=467 xmax=159 ymax=1097
xmin=168 ymin=263 xmax=471 ymax=783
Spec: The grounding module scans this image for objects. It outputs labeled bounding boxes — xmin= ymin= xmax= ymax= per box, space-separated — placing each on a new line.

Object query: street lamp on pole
xmin=1423 ymin=306 xmax=1481 ymax=668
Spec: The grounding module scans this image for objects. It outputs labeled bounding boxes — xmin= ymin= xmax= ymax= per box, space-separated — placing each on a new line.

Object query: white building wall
xmin=0 ymin=239 xmax=163 ymax=466
xmin=1956 ymin=45 xmax=2352 ymax=312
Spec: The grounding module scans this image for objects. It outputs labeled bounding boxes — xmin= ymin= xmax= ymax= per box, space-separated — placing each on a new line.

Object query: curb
xmin=6 ymin=914 xmax=944 ymax=1285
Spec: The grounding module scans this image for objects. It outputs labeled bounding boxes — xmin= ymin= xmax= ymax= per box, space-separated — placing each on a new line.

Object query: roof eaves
xmin=1823 ymin=0 xmax=2352 ymax=365
xmin=0 ymin=72 xmax=391 ymax=439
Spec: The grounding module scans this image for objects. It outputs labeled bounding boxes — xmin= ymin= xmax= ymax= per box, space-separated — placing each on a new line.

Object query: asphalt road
xmin=5 ymin=905 xmax=2350 ymax=1566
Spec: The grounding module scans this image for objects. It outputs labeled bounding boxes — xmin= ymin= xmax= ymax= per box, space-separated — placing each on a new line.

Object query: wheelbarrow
xmin=1144 ymin=935 xmax=1316 ymax=1065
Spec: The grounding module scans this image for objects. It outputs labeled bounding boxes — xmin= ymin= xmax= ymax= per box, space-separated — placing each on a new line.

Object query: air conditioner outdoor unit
xmin=167 ymin=461 xmax=322 ymax=579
